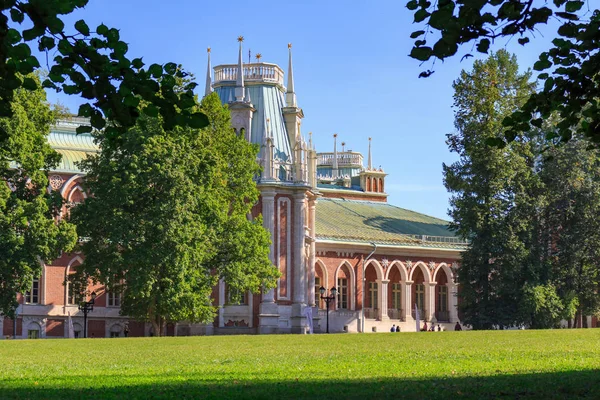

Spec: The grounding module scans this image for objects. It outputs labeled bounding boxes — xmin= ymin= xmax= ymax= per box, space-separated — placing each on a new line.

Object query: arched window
xmin=366 ymin=177 xmax=371 ymax=192
xmin=379 ymin=178 xmax=384 ymax=193
xmin=373 ymin=178 xmax=378 ymax=193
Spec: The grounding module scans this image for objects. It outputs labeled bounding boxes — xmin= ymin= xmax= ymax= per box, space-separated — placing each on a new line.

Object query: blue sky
xmin=44 ymin=0 xmax=558 ymax=220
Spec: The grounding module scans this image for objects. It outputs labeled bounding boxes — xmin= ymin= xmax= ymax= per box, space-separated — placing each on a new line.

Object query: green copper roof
xmin=315 ymin=198 xmax=468 ymax=249
xmin=48 ymin=124 xmax=98 ymax=173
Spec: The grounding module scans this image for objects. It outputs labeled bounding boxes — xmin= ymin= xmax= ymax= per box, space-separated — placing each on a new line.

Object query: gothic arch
xmin=335 ymin=260 xmax=356 ymax=310
xmin=65 ymin=256 xmax=84 ymax=306
xmin=409 ymin=261 xmax=432 ymax=283
xmin=366 ymin=177 xmax=371 ymax=192
xmin=59 ymin=174 xmax=83 ymax=198
xmin=373 ymin=178 xmax=378 ymax=193
xmin=379 ymin=178 xmax=384 ymax=193
xmin=364 ymin=259 xmax=385 ymax=282
xmin=315 ymin=259 xmax=329 ymax=289
xmin=67 ymin=185 xmax=87 ymax=203
xmin=385 ymin=260 xmax=408 ymax=281
xmin=433 ymin=262 xmax=454 ymax=283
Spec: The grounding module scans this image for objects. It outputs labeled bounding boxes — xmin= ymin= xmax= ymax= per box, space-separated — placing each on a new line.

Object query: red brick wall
xmin=3 ymin=318 xmax=22 ymax=337
xmin=128 ymin=321 xmax=145 ymax=337
xmin=44 ymin=265 xmax=67 ymax=305
xmin=87 ymin=320 xmax=105 ymax=338
xmin=46 ymin=319 xmax=65 ymax=337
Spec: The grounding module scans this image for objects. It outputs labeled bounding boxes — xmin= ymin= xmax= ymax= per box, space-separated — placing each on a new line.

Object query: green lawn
xmin=1 ymin=330 xmax=599 ymax=399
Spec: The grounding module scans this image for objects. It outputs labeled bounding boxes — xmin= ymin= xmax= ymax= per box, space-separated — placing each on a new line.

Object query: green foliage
xmin=1 ymin=331 xmax=600 ymax=398
xmin=0 ymin=1 xmax=208 ymax=148
xmin=72 ymin=93 xmax=277 ymax=334
xmin=407 ymin=1 xmax=600 ymax=145
xmin=520 ymin=283 xmax=564 ymax=329
xmin=444 ymin=50 xmax=537 ymax=329
xmin=0 ymin=73 xmax=77 ymax=317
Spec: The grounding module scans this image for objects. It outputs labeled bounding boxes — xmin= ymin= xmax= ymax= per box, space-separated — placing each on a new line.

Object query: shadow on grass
xmin=1 ymin=370 xmax=599 ymax=399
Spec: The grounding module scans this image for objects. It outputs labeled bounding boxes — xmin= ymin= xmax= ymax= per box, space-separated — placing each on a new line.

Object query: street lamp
xmin=79 ymin=291 xmax=96 ymax=338
xmin=319 ymin=286 xmax=337 ymax=333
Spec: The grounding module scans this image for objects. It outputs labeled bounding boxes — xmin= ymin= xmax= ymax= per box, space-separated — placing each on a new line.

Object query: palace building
xmin=1 ymin=41 xmax=474 ymax=339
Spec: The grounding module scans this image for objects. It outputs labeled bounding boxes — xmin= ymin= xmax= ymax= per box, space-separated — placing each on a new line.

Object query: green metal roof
xmin=48 ymin=124 xmax=98 ymax=173
xmin=315 ymin=198 xmax=468 ymax=249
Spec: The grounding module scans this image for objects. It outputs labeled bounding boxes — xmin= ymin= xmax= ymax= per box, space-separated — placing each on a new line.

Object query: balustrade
xmin=435 ymin=310 xmax=450 ymax=322
xmin=387 ymin=308 xmax=404 ymax=321
xmin=317 ymin=152 xmax=364 ymax=167
xmin=364 ymin=308 xmax=378 ymax=320
xmin=213 ymin=63 xmax=284 ymax=86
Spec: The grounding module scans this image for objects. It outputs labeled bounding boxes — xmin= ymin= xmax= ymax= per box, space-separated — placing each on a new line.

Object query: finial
xmin=286 ymin=42 xmax=297 ymax=107
xmin=341 ymin=142 xmax=346 ymax=152
xmin=256 ymin=53 xmax=262 ymax=61
xmin=368 ymin=137 xmax=373 ymax=170
xmin=235 ymin=36 xmax=245 ymax=101
xmin=204 ymin=46 xmax=213 ymax=97
xmin=332 ymin=133 xmax=339 ymax=178
xmin=333 ymin=133 xmax=338 ymax=138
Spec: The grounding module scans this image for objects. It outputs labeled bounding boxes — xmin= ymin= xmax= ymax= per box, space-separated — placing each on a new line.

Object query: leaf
xmin=533 ymin=59 xmax=552 ymax=71
xmin=75 ymin=20 xmax=90 ymax=36
xmin=414 ymin=9 xmax=430 ymax=23
xmin=46 ymin=16 xmax=65 ymax=34
xmin=143 ymin=104 xmax=159 ymax=118
xmin=10 ymin=9 xmax=24 ymax=23
xmin=76 ymin=125 xmax=93 ymax=134
xmin=410 ymin=30 xmax=426 ymax=39
xmin=518 ymin=37 xmax=529 ymax=46
xmin=418 ymin=70 xmax=434 ymax=78
xmin=406 ymin=0 xmax=419 ymax=10
xmin=132 ymin=58 xmax=144 ymax=69
xmin=78 ymin=103 xmax=93 ymax=117
xmin=6 ymin=29 xmax=21 ymax=45
xmin=409 ymin=46 xmax=433 ymax=61
xmin=164 ymin=62 xmax=177 ymax=75
xmin=188 ymin=112 xmax=209 ymax=129
xmin=22 ymin=26 xmax=44 ymax=41
xmin=555 ymin=12 xmax=579 ymax=21
xmin=39 ymin=36 xmax=56 ymax=51
xmin=97 ymin=24 xmax=109 ymax=36
xmin=21 ymin=77 xmax=37 ymax=90
xmin=565 ymin=1 xmax=584 ymax=12
xmin=148 ymin=64 xmax=163 ymax=78
xmin=476 ymin=39 xmax=490 ymax=53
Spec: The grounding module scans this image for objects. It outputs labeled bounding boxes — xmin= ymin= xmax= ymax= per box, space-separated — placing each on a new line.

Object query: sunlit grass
xmin=1 ymin=329 xmax=599 ymax=399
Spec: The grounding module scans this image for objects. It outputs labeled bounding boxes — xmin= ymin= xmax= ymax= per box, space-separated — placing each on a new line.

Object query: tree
xmin=72 ymin=93 xmax=278 ymax=335
xmin=407 ymin=0 xmax=600 ymax=145
xmin=0 ymin=1 xmax=208 ymax=148
xmin=536 ymin=139 xmax=600 ymax=327
xmin=444 ymin=50 xmax=537 ymax=329
xmin=0 ymin=72 xmax=77 ymax=317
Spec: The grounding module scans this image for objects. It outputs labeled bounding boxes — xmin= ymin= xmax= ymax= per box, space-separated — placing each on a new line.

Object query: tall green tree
xmin=0 ymin=73 xmax=77 ymax=317
xmin=444 ymin=50 xmax=536 ymax=329
xmin=72 ymin=93 xmax=278 ymax=335
xmin=407 ymin=0 xmax=600 ymax=145
xmin=536 ymin=140 xmax=600 ymax=327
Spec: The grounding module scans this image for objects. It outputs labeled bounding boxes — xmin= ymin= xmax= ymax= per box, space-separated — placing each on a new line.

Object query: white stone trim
xmin=334 ymin=260 xmax=356 ymax=311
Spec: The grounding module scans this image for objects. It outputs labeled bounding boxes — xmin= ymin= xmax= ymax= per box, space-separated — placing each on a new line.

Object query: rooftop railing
xmin=317 ymin=152 xmax=364 ymax=167
xmin=213 ymin=63 xmax=285 ymax=87
xmin=407 ymin=234 xmax=470 ymax=245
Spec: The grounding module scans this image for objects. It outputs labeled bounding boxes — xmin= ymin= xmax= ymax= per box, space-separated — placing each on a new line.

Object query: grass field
xmin=1 ymin=330 xmax=599 ymax=399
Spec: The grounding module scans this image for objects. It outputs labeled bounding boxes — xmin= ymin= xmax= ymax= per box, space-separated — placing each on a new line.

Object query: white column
xmin=427 ymin=282 xmax=437 ymax=322
xmin=292 ymin=193 xmax=307 ymax=305
xmin=404 ymin=281 xmax=413 ymax=321
xmin=449 ymin=283 xmax=459 ymax=323
xmin=380 ymin=279 xmax=389 ymax=321
xmin=261 ymin=191 xmax=276 ymax=303
xmin=307 ymin=200 xmax=317 ymax=307
xmin=218 ymin=279 xmax=225 ymax=328
xmin=259 ymin=190 xmax=279 ymax=334
xmin=291 ymin=192 xmax=308 ymax=333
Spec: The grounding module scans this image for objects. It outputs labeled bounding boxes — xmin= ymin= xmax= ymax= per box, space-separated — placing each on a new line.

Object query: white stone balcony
xmin=317 ymin=152 xmax=364 ymax=167
xmin=214 ymin=63 xmax=285 ymax=87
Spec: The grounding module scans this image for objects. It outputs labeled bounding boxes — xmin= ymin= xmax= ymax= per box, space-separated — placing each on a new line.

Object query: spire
xmin=235 ymin=36 xmax=245 ymax=102
xmin=308 ymin=132 xmax=312 ymax=150
xmin=204 ymin=47 xmax=212 ymax=97
xmin=368 ymin=137 xmax=372 ymax=170
xmin=286 ymin=43 xmax=297 ymax=107
xmin=332 ymin=133 xmax=338 ymax=178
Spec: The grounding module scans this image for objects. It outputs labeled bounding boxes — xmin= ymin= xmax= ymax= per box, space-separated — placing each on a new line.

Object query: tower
xmin=211 ymin=39 xmax=316 ymax=334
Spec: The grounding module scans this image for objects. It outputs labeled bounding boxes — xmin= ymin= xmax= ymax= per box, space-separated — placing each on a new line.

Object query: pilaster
xmin=404 ymin=280 xmax=414 ymax=322
xmin=259 ymin=190 xmax=279 ymax=333
xmin=427 ymin=282 xmax=437 ymax=322
xmin=380 ymin=279 xmax=390 ymax=321
xmin=290 ymin=192 xmax=308 ymax=333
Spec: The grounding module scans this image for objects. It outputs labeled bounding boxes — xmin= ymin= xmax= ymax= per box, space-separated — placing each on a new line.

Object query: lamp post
xmin=79 ymin=291 xmax=96 ymax=338
xmin=361 ymin=243 xmax=377 ymax=333
xmin=319 ymin=286 xmax=337 ymax=334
